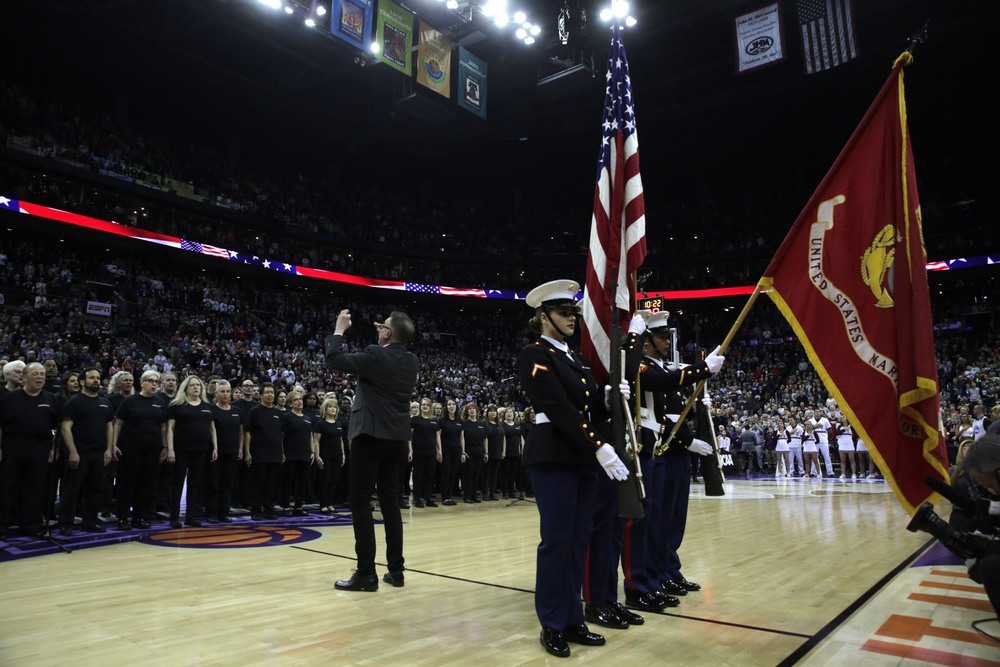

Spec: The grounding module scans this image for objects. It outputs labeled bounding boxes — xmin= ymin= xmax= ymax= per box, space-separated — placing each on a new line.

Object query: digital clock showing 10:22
xmin=637 ymin=296 xmax=665 ymax=313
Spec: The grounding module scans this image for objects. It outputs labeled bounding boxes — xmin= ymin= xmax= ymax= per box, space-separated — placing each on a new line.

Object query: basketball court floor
xmin=1 ymin=475 xmax=996 ymax=666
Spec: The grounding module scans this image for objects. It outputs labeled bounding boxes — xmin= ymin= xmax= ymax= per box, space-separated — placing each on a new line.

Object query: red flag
xmin=759 ymin=53 xmax=948 ymax=515
xmin=581 ymin=23 xmax=647 ymax=385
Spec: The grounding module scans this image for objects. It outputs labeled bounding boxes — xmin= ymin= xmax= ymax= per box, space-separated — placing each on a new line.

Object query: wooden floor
xmin=1 ymin=477 xmax=996 ymax=666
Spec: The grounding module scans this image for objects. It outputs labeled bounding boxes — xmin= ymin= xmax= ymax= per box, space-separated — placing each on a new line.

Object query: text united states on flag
xmin=581 ymin=23 xmax=647 ymax=385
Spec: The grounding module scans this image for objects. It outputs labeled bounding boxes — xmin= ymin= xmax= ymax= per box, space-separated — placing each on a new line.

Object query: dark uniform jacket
xmin=517 ymin=337 xmax=610 ymax=468
xmin=635 ymin=357 xmax=712 ymax=455
xmin=325 ymin=333 xmax=418 ymax=443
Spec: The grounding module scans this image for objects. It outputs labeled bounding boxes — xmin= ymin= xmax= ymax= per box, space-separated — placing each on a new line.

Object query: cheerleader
xmin=802 ymin=421 xmax=819 ymax=478
xmin=786 ymin=417 xmax=805 ymax=477
xmin=774 ymin=419 xmax=789 ymax=477
xmin=836 ymin=416 xmax=857 ymax=479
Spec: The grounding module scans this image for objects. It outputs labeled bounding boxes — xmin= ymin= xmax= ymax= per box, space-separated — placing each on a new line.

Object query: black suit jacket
xmin=325 ymin=334 xmax=419 ymax=443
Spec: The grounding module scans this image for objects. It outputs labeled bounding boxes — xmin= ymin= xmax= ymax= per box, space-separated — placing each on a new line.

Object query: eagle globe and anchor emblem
xmin=861 ymin=224 xmax=901 ymax=309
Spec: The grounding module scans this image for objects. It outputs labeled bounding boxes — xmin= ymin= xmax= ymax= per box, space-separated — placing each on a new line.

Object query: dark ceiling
xmin=3 ymin=0 xmax=997 ymax=214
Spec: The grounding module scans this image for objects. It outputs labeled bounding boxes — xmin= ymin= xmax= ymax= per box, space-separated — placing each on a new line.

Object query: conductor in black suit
xmin=325 ymin=309 xmax=419 ymax=592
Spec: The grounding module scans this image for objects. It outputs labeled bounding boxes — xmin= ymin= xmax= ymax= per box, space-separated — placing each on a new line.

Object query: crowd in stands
xmin=3 ymin=80 xmax=997 ymax=299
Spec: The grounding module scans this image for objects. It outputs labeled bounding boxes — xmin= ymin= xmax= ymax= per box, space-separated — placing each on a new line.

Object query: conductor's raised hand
xmin=335 ymin=309 xmax=352 ymax=335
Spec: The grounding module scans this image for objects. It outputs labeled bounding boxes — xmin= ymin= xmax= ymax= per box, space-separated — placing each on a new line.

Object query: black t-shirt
xmin=503 ymin=422 xmax=522 ymax=458
xmin=213 ymin=404 xmax=244 ymax=456
xmin=463 ymin=419 xmax=487 ymax=452
xmin=62 ymin=393 xmax=113 ymax=452
xmin=116 ymin=394 xmax=167 ymax=449
xmin=440 ymin=418 xmax=463 ymax=450
xmin=167 ymin=401 xmax=215 ymax=451
xmin=232 ymin=398 xmax=257 ymax=427
xmin=314 ymin=419 xmax=344 ymax=459
xmin=485 ymin=421 xmax=504 ymax=458
xmin=282 ymin=412 xmax=313 ymax=462
xmin=247 ymin=404 xmax=283 ymax=463
xmin=108 ymin=393 xmax=129 ymax=413
xmin=410 ymin=416 xmax=439 ymax=457
xmin=0 ymin=389 xmax=60 ymax=447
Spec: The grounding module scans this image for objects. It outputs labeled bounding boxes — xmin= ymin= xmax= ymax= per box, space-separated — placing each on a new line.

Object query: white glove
xmin=687 ymin=438 xmax=713 ymax=456
xmin=596 ymin=444 xmax=630 ymax=481
xmin=702 ymin=395 xmax=713 ymax=409
xmin=604 ymin=381 xmax=631 ymax=407
xmin=705 ymin=346 xmax=725 ymax=374
xmin=628 ymin=314 xmax=646 ymax=335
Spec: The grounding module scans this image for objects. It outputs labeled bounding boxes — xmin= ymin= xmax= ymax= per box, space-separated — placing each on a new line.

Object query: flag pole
xmin=656 ymin=284 xmax=762 ymax=453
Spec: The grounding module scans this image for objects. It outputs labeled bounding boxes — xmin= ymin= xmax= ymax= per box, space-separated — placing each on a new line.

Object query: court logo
xmin=141 ymin=526 xmax=323 ymax=549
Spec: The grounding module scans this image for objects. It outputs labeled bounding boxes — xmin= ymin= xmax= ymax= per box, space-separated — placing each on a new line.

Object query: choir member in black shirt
xmin=0 ymin=362 xmax=60 ymax=539
xmin=315 ymin=398 xmax=345 ymax=513
xmin=410 ymin=398 xmax=441 ymax=508
xmin=281 ymin=390 xmax=315 ymax=516
xmin=439 ymin=398 xmax=464 ymax=506
xmin=166 ymin=376 xmax=217 ymax=528
xmin=246 ymin=383 xmax=283 ymax=520
xmin=461 ymin=403 xmax=487 ymax=503
xmin=501 ymin=408 xmax=524 ymax=500
xmin=112 ymin=370 xmax=167 ymax=529
xmin=483 ymin=405 xmax=504 ymax=501
xmin=207 ymin=380 xmax=243 ymax=523
xmin=59 ymin=367 xmax=114 ymax=535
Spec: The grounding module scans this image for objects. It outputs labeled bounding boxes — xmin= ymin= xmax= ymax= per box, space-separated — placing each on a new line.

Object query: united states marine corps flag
xmin=759 ymin=52 xmax=948 ymax=515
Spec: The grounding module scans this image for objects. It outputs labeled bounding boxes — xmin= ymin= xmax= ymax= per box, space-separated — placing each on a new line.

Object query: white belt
xmin=640 ymin=414 xmax=680 ymax=433
xmin=535 ymin=412 xmax=550 ymax=424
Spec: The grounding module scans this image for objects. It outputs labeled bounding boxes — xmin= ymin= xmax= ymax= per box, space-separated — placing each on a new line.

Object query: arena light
xmin=516 ymin=27 xmax=527 ymax=39
xmin=625 ymin=15 xmax=636 ymax=27
xmin=524 ymin=36 xmax=535 ymax=45
xmin=305 ymin=18 xmax=316 ymax=27
xmin=258 ymin=0 xmax=282 ymax=9
xmin=316 ymin=4 xmax=327 ymax=15
xmin=599 ymin=1 xmax=631 ymax=22
xmin=513 ymin=10 xmax=526 ymax=23
xmin=494 ymin=12 xmax=509 ymax=27
xmin=529 ymin=24 xmax=540 ymax=35
xmin=370 ymin=41 xmax=380 ymax=53
xmin=599 ymin=7 xmax=612 ymax=21
xmin=284 ymin=5 xmax=293 ymax=14
xmin=446 ymin=0 xmax=458 ymax=7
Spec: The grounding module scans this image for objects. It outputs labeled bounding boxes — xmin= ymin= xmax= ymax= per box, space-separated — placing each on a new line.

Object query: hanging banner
xmin=416 ymin=21 xmax=452 ymax=98
xmin=330 ymin=0 xmax=374 ymax=51
xmin=376 ymin=0 xmax=414 ymax=75
xmin=457 ymin=47 xmax=487 ymax=119
xmin=734 ymin=3 xmax=785 ymax=73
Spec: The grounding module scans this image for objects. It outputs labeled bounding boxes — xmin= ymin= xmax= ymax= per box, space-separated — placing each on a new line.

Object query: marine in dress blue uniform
xmin=636 ymin=312 xmax=725 ymax=599
xmin=517 ymin=280 xmax=631 ymax=659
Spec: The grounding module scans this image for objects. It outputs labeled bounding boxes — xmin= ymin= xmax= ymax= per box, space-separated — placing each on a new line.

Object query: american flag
xmin=180 ymin=239 xmax=231 ymax=259
xmin=797 ymin=0 xmax=857 ymax=74
xmin=580 ymin=23 xmax=647 ymax=385
xmin=405 ymin=282 xmax=487 ymax=297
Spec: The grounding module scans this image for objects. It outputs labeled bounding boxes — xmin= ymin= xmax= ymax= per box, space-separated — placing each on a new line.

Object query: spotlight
xmin=305 ymin=18 xmax=316 ymax=27
xmin=284 ymin=5 xmax=293 ymax=14
xmin=524 ymin=36 xmax=535 ymax=44
xmin=446 ymin=0 xmax=458 ymax=7
xmin=625 ymin=15 xmax=636 ymax=27
xmin=516 ymin=27 xmax=527 ymax=39
xmin=494 ymin=12 xmax=509 ymax=27
xmin=613 ymin=0 xmax=629 ymax=19
xmin=513 ymin=11 xmax=526 ymax=23
xmin=316 ymin=5 xmax=327 ymax=15
xmin=258 ymin=0 xmax=282 ymax=9
xmin=370 ymin=41 xmax=380 ymax=53
xmin=529 ymin=24 xmax=540 ymax=35
xmin=599 ymin=7 xmax=612 ymax=21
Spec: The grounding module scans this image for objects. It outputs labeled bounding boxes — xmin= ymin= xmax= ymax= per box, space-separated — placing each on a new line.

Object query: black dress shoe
xmin=414 ymin=501 xmax=425 ymax=508
xmin=291 ymin=508 xmax=307 ymax=516
xmin=624 ymin=590 xmax=668 ymax=612
xmin=661 ymin=579 xmax=688 ymax=596
xmin=563 ymin=623 xmax=605 ymax=646
xmin=82 ymin=523 xmax=106 ymax=533
xmin=117 ymin=519 xmax=132 ymax=531
xmin=169 ymin=520 xmax=182 ymax=529
xmin=539 ymin=628 xmax=570 ymax=658
xmin=185 ymin=519 xmax=203 ymax=528
xmin=58 ymin=525 xmax=74 ymax=537
xmin=442 ymin=499 xmax=457 ymax=506
xmin=585 ymin=605 xmax=628 ymax=629
xmin=677 ymin=577 xmax=702 ymax=592
xmin=652 ymin=590 xmax=681 ymax=607
xmin=425 ymin=500 xmax=439 ymax=508
xmin=399 ymin=501 xmax=410 ymax=510
xmin=218 ymin=516 xmax=233 ymax=524
xmin=383 ymin=571 xmax=405 ymax=587
xmin=335 ymin=572 xmax=379 ymax=592
xmin=463 ymin=498 xmax=476 ymax=504
xmin=610 ymin=601 xmax=644 ymax=626
xmin=134 ymin=518 xmax=152 ymax=529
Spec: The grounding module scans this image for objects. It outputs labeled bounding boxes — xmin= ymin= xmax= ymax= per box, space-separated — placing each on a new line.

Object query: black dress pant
xmin=500 ymin=456 xmax=523 ymax=497
xmin=412 ymin=454 xmax=436 ymax=503
xmin=251 ymin=461 xmax=281 ymax=515
xmin=1 ymin=441 xmax=49 ymax=534
xmin=283 ymin=460 xmax=310 ymax=509
xmin=440 ymin=446 xmax=462 ymax=500
xmin=317 ymin=449 xmax=343 ymax=507
xmin=349 ymin=434 xmax=405 ymax=576
xmin=482 ymin=457 xmax=501 ymax=498
xmin=206 ymin=453 xmax=239 ymax=518
xmin=59 ymin=449 xmax=105 ymax=528
xmin=463 ymin=448 xmax=484 ymax=501
xmin=117 ymin=443 xmax=161 ymax=521
xmin=171 ymin=449 xmax=208 ymax=521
